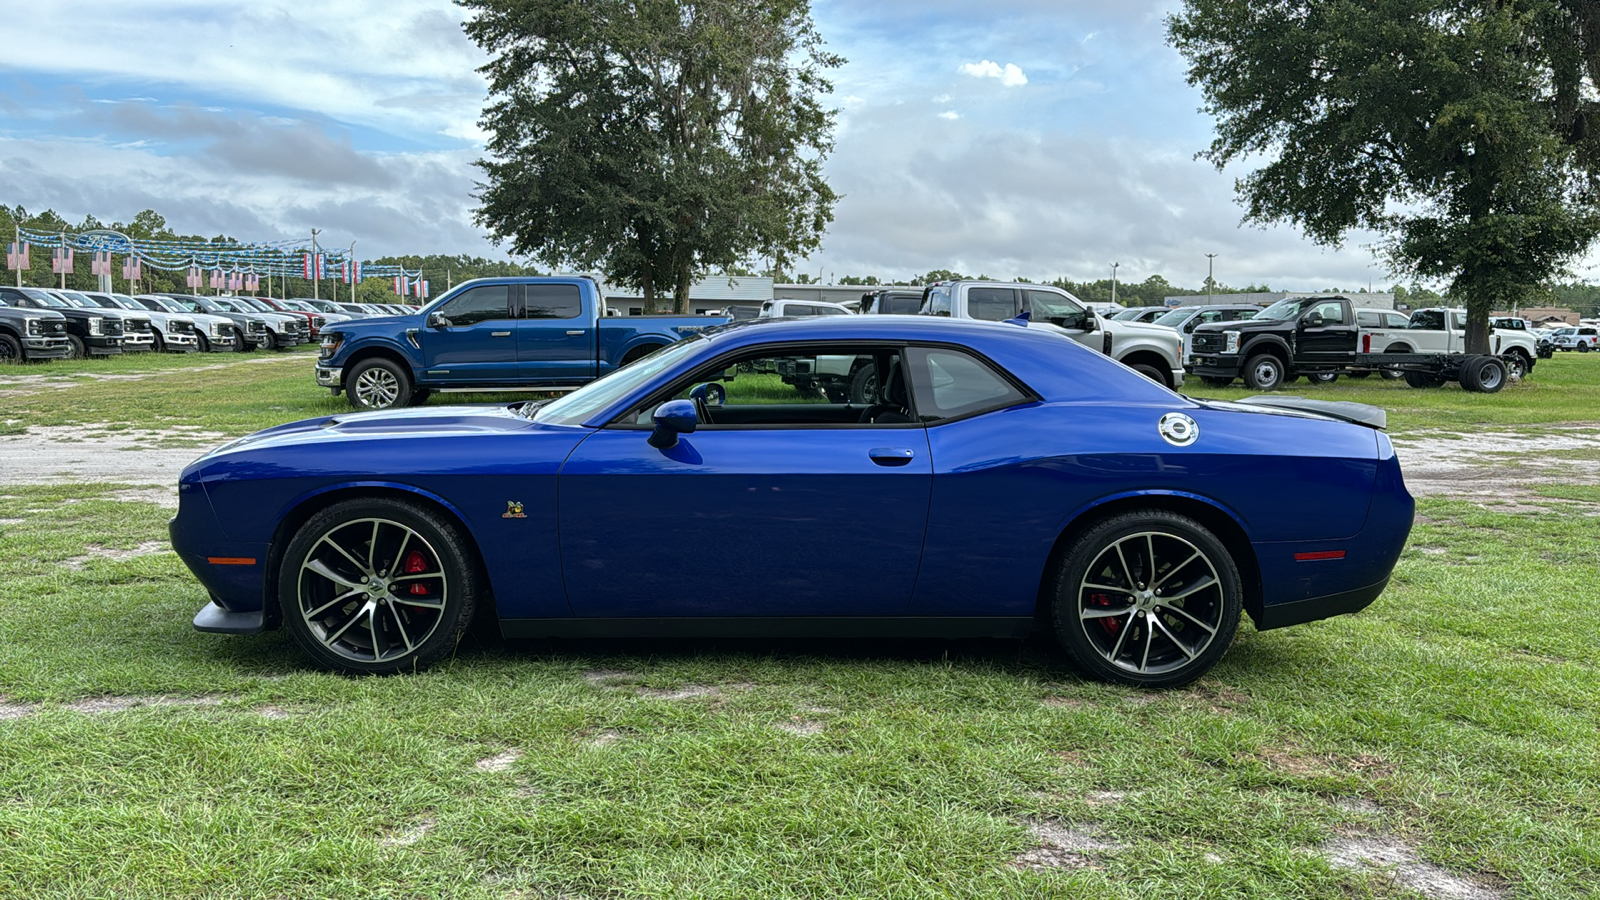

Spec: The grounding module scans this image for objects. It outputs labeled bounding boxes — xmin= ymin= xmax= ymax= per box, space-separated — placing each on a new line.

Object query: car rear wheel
xmin=1050 ymin=511 xmax=1242 ymax=688
xmin=278 ymin=498 xmax=478 ymax=675
xmin=1128 ymin=363 xmax=1167 ymax=385
xmin=66 ymin=334 xmax=87 ymax=359
xmin=1308 ymin=372 xmax=1338 ymax=384
xmin=1242 ymin=354 xmax=1286 ymax=390
xmin=1403 ymin=370 xmax=1446 ymax=388
xmin=0 ymin=333 xmax=22 ymax=364
xmin=347 ymin=358 xmax=412 ymax=409
xmin=151 ymin=331 xmax=167 ymax=352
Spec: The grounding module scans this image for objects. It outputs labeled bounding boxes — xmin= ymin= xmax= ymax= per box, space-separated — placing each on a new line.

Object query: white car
xmin=1550 ymin=325 xmax=1599 ymax=352
xmin=759 ymin=299 xmax=854 ymax=318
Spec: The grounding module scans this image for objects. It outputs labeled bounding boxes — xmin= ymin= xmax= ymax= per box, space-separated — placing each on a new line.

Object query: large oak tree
xmin=460 ymin=0 xmax=841 ymax=313
xmin=1169 ymin=0 xmax=1600 ymax=353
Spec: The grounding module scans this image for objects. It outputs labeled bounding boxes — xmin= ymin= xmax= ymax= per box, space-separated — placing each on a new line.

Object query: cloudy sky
xmin=1 ymin=0 xmax=1413 ymax=290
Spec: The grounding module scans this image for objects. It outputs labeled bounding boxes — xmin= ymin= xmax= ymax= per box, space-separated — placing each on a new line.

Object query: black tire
xmin=1308 ymin=372 xmax=1338 ymax=384
xmin=66 ymin=334 xmax=87 ymax=360
xmin=1242 ymin=353 xmax=1286 ymax=390
xmin=1129 ymin=363 xmax=1167 ymax=385
xmin=278 ymin=498 xmax=479 ymax=675
xmin=196 ymin=334 xmax=211 ymax=353
xmin=620 ymin=344 xmax=664 ymax=367
xmin=151 ymin=330 xmax=167 ymax=353
xmin=1579 ymin=343 xmax=1591 ymax=353
xmin=406 ymin=389 xmax=433 ymax=407
xmin=234 ymin=333 xmax=254 ymax=352
xmin=1049 ymin=511 xmax=1242 ymax=689
xmin=1403 ymin=370 xmax=1445 ymax=389
xmin=346 ymin=357 xmax=413 ymax=409
xmin=1201 ymin=376 xmax=1233 ymax=387
xmin=0 ymin=333 xmax=22 ymax=365
xmin=849 ymin=365 xmax=880 ymax=404
xmin=1459 ymin=355 xmax=1506 ymax=394
xmin=1501 ymin=353 xmax=1528 ymax=381
xmin=1346 ymin=371 xmax=1371 ymax=379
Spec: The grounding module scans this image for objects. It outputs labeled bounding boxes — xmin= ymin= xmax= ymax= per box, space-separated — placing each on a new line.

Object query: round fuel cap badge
xmin=1158 ymin=412 xmax=1199 ymax=447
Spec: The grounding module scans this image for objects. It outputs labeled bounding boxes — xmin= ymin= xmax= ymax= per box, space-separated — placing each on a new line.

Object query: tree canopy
xmin=460 ymin=0 xmax=842 ymax=313
xmin=1169 ymin=0 xmax=1600 ymax=352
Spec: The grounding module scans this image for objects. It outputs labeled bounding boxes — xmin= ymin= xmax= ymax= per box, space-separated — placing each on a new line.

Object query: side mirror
xmin=426 ymin=312 xmax=448 ymax=328
xmin=1303 ymin=311 xmax=1325 ymax=329
xmin=688 ymin=382 xmax=726 ymax=408
xmin=648 ymin=399 xmax=698 ymax=449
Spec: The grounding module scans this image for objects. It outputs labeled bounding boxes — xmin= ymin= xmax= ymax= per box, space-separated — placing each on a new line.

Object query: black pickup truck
xmin=0 ymin=293 xmax=71 ymax=362
xmin=1189 ymin=295 xmax=1511 ymax=393
xmin=0 ymin=286 xmax=124 ymax=358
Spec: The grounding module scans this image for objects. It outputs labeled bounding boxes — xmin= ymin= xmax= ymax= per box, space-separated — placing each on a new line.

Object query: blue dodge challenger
xmin=173 ymin=315 xmax=1413 ymax=687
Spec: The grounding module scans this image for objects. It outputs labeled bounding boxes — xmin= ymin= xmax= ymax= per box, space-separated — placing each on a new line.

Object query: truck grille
xmin=44 ymin=321 xmax=67 ymax=336
xmin=129 ymin=319 xmax=153 ymax=334
xmin=104 ymin=319 xmax=124 ymax=337
xmin=172 ymin=321 xmax=195 ymax=336
xmin=1192 ymin=332 xmax=1226 ymax=354
xmin=220 ymin=324 xmax=238 ymax=340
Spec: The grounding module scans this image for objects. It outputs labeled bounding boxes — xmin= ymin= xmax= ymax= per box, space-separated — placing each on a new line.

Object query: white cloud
xmin=938 ymin=110 xmax=961 ymax=120
xmin=957 ymin=60 xmax=1028 ymax=87
xmin=932 ymin=94 xmax=952 ymax=104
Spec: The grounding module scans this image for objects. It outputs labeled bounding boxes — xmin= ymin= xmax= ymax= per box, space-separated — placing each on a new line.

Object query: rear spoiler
xmin=1234 ymin=396 xmax=1387 ymax=430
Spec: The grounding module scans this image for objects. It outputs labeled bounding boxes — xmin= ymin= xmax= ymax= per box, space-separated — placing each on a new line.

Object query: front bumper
xmin=315 ymin=365 xmax=343 ymax=389
xmin=121 ymin=334 xmax=156 ymax=352
xmin=1187 ymin=353 xmax=1242 ymax=378
xmin=271 ymin=331 xmax=306 ymax=349
xmin=1169 ymin=367 xmax=1185 ymax=388
xmin=87 ymin=335 xmax=124 ymax=356
xmin=202 ymin=332 xmax=240 ymax=351
xmin=163 ymin=333 xmax=199 ymax=352
xmin=22 ymin=336 xmax=71 ymax=359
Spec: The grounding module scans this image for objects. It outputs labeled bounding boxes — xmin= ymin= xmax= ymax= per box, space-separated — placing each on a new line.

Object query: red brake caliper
xmin=403 ymin=550 xmax=431 ymax=596
xmin=1090 ymin=593 xmax=1121 ymax=636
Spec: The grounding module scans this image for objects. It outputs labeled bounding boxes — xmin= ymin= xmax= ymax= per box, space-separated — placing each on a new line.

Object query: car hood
xmin=323 ymin=313 xmax=418 ymax=336
xmin=1193 ymin=318 xmax=1289 ymax=335
xmin=196 ymin=405 xmax=550 ymax=462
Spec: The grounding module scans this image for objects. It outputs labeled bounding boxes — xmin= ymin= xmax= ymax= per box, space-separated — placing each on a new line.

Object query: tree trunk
xmin=641 ymin=268 xmax=654 ymax=314
xmin=1461 ymin=290 xmax=1494 ymax=355
xmin=673 ymin=265 xmax=692 ymax=315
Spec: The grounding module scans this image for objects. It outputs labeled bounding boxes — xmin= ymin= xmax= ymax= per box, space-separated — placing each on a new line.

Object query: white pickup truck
xmin=920 ymin=281 xmax=1185 ymax=387
xmin=1360 ymin=307 xmax=1537 ymax=380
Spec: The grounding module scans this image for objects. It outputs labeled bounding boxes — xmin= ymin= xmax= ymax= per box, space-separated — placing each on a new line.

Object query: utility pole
xmin=348 ymin=240 xmax=357 ymax=302
xmin=59 ymin=232 xmax=68 ymax=290
xmin=13 ymin=224 xmax=21 ymax=287
xmin=310 ymin=228 xmax=321 ymax=301
xmin=1110 ymin=262 xmax=1120 ymax=306
xmin=1205 ymin=253 xmax=1218 ymax=302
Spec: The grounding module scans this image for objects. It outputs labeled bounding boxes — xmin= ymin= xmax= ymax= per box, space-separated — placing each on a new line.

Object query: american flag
xmin=187 ymin=267 xmax=203 ymax=288
xmin=245 ymin=272 xmax=260 ymax=292
xmin=209 ymin=268 xmax=224 ymax=289
xmin=90 ymin=251 xmax=109 ymax=276
xmin=52 ymin=247 xmax=75 ymax=274
xmin=4 ymin=242 xmax=28 ymax=271
xmin=122 ymin=257 xmax=142 ymax=280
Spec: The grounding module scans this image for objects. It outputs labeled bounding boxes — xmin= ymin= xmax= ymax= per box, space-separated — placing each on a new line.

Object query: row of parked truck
xmin=0 ymin=287 xmax=423 ymax=362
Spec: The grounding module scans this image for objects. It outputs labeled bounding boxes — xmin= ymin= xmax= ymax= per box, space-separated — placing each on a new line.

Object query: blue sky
xmin=0 ymin=0 xmax=1419 ymax=290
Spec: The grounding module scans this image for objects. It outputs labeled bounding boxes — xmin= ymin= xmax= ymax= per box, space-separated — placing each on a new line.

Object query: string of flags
xmin=8 ymin=227 xmax=428 ymax=296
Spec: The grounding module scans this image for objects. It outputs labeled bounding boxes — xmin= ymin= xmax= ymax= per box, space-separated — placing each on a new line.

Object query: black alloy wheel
xmin=1051 ymin=511 xmax=1242 ymax=688
xmin=0 ymin=333 xmax=22 ymax=364
xmin=278 ymin=498 xmax=479 ymax=675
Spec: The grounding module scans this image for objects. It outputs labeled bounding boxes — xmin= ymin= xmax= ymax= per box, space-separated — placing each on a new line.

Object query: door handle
xmin=869 ymin=448 xmax=915 ymax=467
xmin=566 ymin=330 xmax=585 ymax=336
xmin=491 ymin=331 xmax=511 ymax=337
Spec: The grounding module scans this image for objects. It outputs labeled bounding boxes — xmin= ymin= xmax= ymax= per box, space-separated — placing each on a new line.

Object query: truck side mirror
xmin=1303 ymin=311 xmax=1324 ymax=329
xmin=648 ymin=399 xmax=698 ymax=449
xmin=426 ymin=312 xmax=448 ymax=328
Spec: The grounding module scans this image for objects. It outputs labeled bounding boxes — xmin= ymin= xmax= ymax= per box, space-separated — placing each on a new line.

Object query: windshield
xmin=19 ymin=288 xmax=68 ymax=308
xmin=82 ymin=294 xmax=121 ymax=309
xmin=55 ymin=291 xmax=93 ymax=308
xmin=1255 ymin=297 xmax=1317 ymax=321
xmin=534 ymin=337 xmax=706 ymax=427
xmin=1152 ymin=308 xmax=1195 ymax=328
xmin=147 ymin=297 xmax=186 ymax=313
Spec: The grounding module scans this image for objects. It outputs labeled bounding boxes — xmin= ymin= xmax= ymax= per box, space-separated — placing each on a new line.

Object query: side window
xmin=1313 ymin=302 xmax=1346 ymax=324
xmin=1387 ymin=313 xmax=1409 ymax=328
xmin=1357 ymin=311 xmax=1378 ymax=327
xmin=1451 ymin=313 xmax=1468 ymax=331
xmin=437 ymin=285 xmax=510 ymax=326
xmin=1408 ymin=310 xmax=1443 ymax=330
xmin=817 ymin=306 xmax=848 ymax=316
xmin=923 ymin=288 xmax=952 ymax=316
xmin=525 ymin=284 xmax=581 ymax=319
xmin=968 ymin=288 xmax=1020 ymax=322
xmin=629 ymin=347 xmax=913 ymax=427
xmin=905 ymin=346 xmax=1029 ymax=422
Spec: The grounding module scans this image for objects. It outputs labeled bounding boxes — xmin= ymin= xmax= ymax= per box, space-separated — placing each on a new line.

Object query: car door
xmin=1297 ymin=300 xmax=1358 ymax=363
xmin=517 ymin=282 xmax=596 ymax=383
xmin=557 ymin=345 xmax=932 ymax=619
xmin=418 ymin=283 xmax=519 ymax=383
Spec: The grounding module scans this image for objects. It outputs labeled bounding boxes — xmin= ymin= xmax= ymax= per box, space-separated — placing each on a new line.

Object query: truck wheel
xmin=406 ymin=389 xmax=433 ymax=407
xmin=1201 ymin=376 xmax=1233 ymax=387
xmin=1346 ymin=371 xmax=1371 ymax=379
xmin=1242 ymin=354 xmax=1286 ymax=390
xmin=1459 ymin=355 xmax=1506 ymax=394
xmin=196 ymin=334 xmax=211 ymax=353
xmin=1308 ymin=372 xmax=1338 ymax=384
xmin=66 ymin=334 xmax=87 ymax=360
xmin=1380 ymin=367 xmax=1404 ymax=380
xmin=1403 ymin=370 xmax=1445 ymax=389
xmin=1128 ymin=363 xmax=1167 ymax=386
xmin=1501 ymin=353 xmax=1528 ymax=381
xmin=849 ymin=365 xmax=879 ymax=404
xmin=234 ymin=334 xmax=254 ymax=353
xmin=1580 ymin=343 xmax=1591 ymax=353
xmin=1049 ymin=510 xmax=1242 ymax=689
xmin=347 ymin=358 xmax=413 ymax=410
xmin=151 ymin=331 xmax=167 ymax=353
xmin=0 ymin=333 xmax=22 ymax=364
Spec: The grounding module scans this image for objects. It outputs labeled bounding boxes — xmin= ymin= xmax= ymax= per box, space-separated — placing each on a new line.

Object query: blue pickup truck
xmin=315 ymin=276 xmax=728 ymax=409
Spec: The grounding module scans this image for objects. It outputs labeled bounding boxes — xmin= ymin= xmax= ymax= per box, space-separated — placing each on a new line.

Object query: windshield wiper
xmin=513 ymin=398 xmax=555 ymax=419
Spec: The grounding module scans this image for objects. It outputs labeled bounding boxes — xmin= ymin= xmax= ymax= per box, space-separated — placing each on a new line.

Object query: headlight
xmin=25 ymin=317 xmax=42 ymax=336
xmin=88 ymin=317 xmax=104 ymax=336
xmin=208 ymin=321 xmax=224 ymax=337
xmin=1223 ymin=331 xmax=1241 ymax=354
xmin=319 ymin=333 xmax=343 ymax=359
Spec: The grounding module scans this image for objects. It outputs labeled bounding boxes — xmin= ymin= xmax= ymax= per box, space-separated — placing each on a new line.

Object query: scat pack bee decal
xmin=502 ymin=501 xmax=526 ymax=519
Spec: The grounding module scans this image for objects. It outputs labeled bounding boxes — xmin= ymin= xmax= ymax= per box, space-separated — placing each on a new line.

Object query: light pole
xmin=1110 ymin=262 xmax=1120 ymax=306
xmin=310 ymin=228 xmax=322 ymax=302
xmin=1205 ymin=253 xmax=1218 ymax=302
xmin=348 ymin=240 xmax=357 ymax=303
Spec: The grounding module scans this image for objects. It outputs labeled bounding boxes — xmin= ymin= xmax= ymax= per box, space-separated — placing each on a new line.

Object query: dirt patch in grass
xmin=636 ymin=684 xmax=721 ymax=700
xmin=1323 ymin=835 xmax=1508 ymax=900
xmin=476 ymin=750 xmax=523 ymax=773
xmin=1011 ymin=819 xmax=1119 ymax=871
xmin=109 ymin=487 xmax=178 ymax=509
xmin=1394 ymin=425 xmax=1600 ymax=505
xmin=585 ymin=729 xmax=624 ymax=749
xmin=0 ymin=699 xmax=40 ymax=720
xmin=63 ymin=540 xmax=170 ymax=570
xmin=0 ymin=425 xmax=216 ymax=487
xmin=774 ymin=717 xmax=825 ymax=736
xmin=379 ymin=816 xmax=437 ymax=848
xmin=62 ymin=695 xmax=226 ymax=714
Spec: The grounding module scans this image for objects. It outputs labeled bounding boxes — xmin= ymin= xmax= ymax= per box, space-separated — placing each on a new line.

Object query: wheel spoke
xmin=368 ymin=521 xmax=380 ymax=570
xmin=1114 ymin=541 xmax=1139 ymax=589
xmin=1082 ymin=582 xmax=1134 ymax=595
xmin=389 ymin=571 xmax=442 ymax=583
xmin=391 ymin=595 xmax=446 ymax=610
xmin=304 ymin=558 xmax=364 ymax=591
xmin=305 ymin=587 xmax=363 ymax=620
xmin=391 ymin=530 xmax=412 ymax=577
xmin=1151 ymin=616 xmax=1197 ymax=660
xmin=1139 ymin=621 xmax=1155 ymax=671
xmin=1161 ymin=602 xmax=1218 ymax=635
xmin=1151 ymin=551 xmax=1200 ymax=591
xmin=318 ymin=535 xmax=370 ymax=575
xmin=1107 ymin=615 xmax=1134 ymax=662
xmin=1164 ymin=575 xmax=1218 ymax=601
xmin=322 ymin=601 xmax=370 ymax=648
xmin=386 ymin=603 xmax=415 ymax=652
xmin=1081 ymin=605 xmax=1135 ymax=620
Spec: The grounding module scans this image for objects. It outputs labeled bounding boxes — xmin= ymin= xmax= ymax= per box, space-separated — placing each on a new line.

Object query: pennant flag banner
xmin=186 ymin=267 xmax=203 ymax=289
xmin=52 ymin=247 xmax=75 ymax=274
xmin=5 ymin=242 xmax=28 ymax=271
xmin=208 ymin=268 xmax=223 ymax=289
xmin=343 ymin=260 xmax=362 ymax=284
xmin=122 ymin=257 xmax=142 ymax=280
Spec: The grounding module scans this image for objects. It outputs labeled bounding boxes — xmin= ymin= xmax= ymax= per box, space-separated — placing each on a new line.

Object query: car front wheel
xmin=278 ymin=498 xmax=479 ymax=675
xmin=0 ymin=333 xmax=22 ymax=364
xmin=1050 ymin=511 xmax=1242 ymax=688
xmin=1242 ymin=354 xmax=1286 ymax=390
xmin=346 ymin=358 xmax=413 ymax=409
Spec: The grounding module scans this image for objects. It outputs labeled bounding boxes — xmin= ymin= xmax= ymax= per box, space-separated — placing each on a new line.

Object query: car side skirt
xmin=500 ymin=616 xmax=1036 ymax=640
xmin=1254 ymin=576 xmax=1388 ymax=631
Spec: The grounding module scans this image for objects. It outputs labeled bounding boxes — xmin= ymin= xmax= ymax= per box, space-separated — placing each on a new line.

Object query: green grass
xmin=0 ymin=350 xmax=1597 ymax=897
